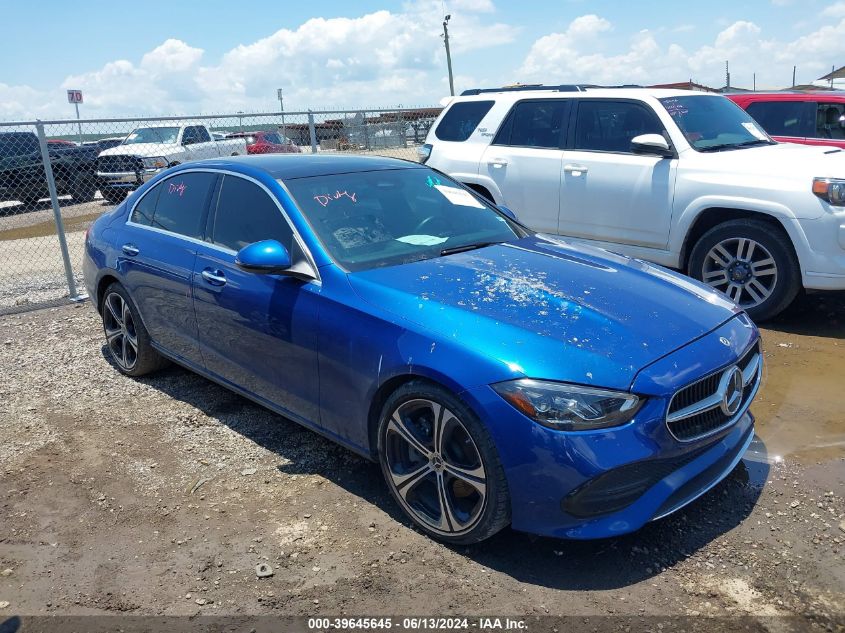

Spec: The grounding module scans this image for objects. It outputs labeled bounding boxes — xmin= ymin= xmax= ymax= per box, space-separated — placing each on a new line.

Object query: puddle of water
xmin=752 ymin=312 xmax=845 ymax=463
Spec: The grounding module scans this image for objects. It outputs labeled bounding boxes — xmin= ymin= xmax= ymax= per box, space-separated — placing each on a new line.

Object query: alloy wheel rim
xmin=103 ymin=292 xmax=138 ymax=371
xmin=701 ymin=238 xmax=778 ymax=309
xmin=384 ymin=399 xmax=487 ymax=535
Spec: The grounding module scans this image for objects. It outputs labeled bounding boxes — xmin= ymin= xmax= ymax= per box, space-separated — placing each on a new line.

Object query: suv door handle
xmin=488 ymin=157 xmax=508 ymax=168
xmin=121 ymin=244 xmax=140 ymax=256
xmin=201 ymin=269 xmax=227 ymax=286
xmin=564 ymin=164 xmax=588 ymax=174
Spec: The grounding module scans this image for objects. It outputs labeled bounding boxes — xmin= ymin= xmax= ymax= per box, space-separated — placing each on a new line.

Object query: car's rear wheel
xmin=377 ymin=381 xmax=510 ymax=544
xmin=101 ymin=283 xmax=168 ymax=376
xmin=689 ymin=219 xmax=800 ymax=322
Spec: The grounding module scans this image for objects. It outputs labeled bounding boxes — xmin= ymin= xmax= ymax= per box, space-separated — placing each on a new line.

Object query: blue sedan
xmin=83 ymin=154 xmax=762 ymax=543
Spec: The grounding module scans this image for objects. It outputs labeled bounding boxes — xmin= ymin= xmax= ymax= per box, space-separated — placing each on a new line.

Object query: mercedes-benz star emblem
xmin=719 ymin=366 xmax=744 ymax=416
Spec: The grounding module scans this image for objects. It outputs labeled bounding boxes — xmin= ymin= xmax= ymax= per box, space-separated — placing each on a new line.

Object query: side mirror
xmin=498 ymin=205 xmax=517 ymax=221
xmin=235 ymin=240 xmax=292 ymax=274
xmin=631 ymin=134 xmax=672 ymax=157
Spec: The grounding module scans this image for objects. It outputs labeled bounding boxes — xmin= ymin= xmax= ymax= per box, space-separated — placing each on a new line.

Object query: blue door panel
xmin=115 ymin=224 xmax=201 ymax=365
xmin=192 ymin=246 xmax=321 ymax=424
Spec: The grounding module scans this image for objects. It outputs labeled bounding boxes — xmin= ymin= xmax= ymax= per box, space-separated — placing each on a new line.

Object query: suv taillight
xmin=417 ymin=143 xmax=432 ymax=164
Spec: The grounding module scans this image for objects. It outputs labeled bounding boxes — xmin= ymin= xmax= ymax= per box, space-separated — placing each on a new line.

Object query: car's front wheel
xmin=688 ymin=219 xmax=800 ymax=322
xmin=101 ymin=282 xmax=168 ymax=376
xmin=377 ymin=381 xmax=510 ymax=544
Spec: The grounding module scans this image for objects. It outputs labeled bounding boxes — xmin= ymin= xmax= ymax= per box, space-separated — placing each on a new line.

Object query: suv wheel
xmin=377 ymin=381 xmax=510 ymax=544
xmin=689 ymin=219 xmax=800 ymax=321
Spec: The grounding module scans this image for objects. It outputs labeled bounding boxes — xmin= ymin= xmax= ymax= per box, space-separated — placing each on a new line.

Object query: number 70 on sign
xmin=67 ymin=90 xmax=83 ymax=104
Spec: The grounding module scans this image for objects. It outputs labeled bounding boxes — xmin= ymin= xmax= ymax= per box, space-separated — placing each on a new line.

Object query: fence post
xmin=307 ymin=111 xmax=318 ymax=154
xmin=35 ymin=121 xmax=82 ymax=301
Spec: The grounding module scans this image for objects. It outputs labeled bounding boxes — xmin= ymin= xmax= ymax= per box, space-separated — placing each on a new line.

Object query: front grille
xmin=97 ymin=155 xmax=141 ymax=173
xmin=666 ymin=341 xmax=761 ymax=442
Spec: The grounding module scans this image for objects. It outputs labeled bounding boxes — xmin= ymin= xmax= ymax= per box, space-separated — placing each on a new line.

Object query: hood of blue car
xmin=349 ymin=235 xmax=740 ymax=391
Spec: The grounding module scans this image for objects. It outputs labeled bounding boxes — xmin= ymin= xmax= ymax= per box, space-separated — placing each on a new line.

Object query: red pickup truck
xmin=728 ymin=92 xmax=845 ymax=150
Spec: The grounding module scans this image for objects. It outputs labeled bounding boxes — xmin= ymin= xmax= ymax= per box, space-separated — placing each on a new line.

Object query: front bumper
xmin=96 ymin=168 xmax=161 ymax=188
xmin=789 ymin=209 xmax=845 ymax=290
xmin=462 ymin=316 xmax=760 ymax=539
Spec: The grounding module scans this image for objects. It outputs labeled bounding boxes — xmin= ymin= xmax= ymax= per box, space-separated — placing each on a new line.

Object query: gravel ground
xmin=0 ymin=294 xmax=843 ymax=630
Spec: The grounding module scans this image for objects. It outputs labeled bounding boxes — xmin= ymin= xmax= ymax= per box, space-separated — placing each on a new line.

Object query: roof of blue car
xmin=191 ymin=153 xmax=425 ymax=179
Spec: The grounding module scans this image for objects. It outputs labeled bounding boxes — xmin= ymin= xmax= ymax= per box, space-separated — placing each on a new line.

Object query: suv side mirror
xmin=631 ymin=134 xmax=672 ymax=157
xmin=498 ymin=205 xmax=517 ymax=221
xmin=236 ymin=240 xmax=292 ymax=274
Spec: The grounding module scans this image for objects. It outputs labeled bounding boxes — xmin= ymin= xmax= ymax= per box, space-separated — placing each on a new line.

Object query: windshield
xmin=283 ymin=168 xmax=526 ymax=272
xmin=659 ymin=96 xmax=774 ymax=151
xmin=123 ymin=127 xmax=180 ymax=145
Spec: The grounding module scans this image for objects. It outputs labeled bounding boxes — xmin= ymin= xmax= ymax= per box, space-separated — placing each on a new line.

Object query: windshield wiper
xmin=698 ymin=138 xmax=774 ymax=152
xmin=440 ymin=241 xmax=503 ymax=256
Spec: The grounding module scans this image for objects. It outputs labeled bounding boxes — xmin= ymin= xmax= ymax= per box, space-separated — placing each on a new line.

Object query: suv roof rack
xmin=459 ymin=84 xmax=644 ymax=96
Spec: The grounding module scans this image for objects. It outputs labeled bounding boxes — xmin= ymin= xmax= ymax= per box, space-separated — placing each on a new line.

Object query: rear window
xmin=435 ymin=100 xmax=494 ymax=142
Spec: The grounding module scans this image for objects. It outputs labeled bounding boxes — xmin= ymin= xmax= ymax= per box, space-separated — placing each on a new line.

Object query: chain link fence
xmin=0 ymin=107 xmax=441 ymax=313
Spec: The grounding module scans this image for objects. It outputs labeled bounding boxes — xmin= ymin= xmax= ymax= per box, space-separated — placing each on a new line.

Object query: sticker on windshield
xmin=396 ymin=235 xmax=449 ymax=246
xmin=741 ymin=121 xmax=768 ymax=141
xmin=433 ymin=185 xmax=484 ymax=208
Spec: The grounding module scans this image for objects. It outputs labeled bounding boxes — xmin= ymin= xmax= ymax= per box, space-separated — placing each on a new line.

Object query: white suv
xmin=421 ymin=86 xmax=845 ymax=320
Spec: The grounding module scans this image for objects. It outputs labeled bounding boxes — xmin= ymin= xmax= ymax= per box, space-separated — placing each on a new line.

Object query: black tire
xmin=688 ymin=218 xmax=800 ymax=322
xmin=101 ymin=282 xmax=168 ymax=377
xmin=377 ymin=380 xmax=510 ymax=544
xmin=101 ymin=187 xmax=128 ymax=205
xmin=70 ymin=173 xmax=97 ymax=203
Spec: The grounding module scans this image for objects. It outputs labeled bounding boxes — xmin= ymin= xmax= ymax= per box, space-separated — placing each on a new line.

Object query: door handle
xmin=201 ymin=269 xmax=227 ymax=286
xmin=563 ymin=164 xmax=588 ymax=175
xmin=121 ymin=244 xmax=139 ymax=256
xmin=487 ymin=157 xmax=508 ymax=168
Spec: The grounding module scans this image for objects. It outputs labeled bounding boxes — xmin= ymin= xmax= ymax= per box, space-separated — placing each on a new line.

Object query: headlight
xmin=812 ymin=178 xmax=845 ymax=206
xmin=141 ymin=156 xmax=168 ymax=170
xmin=492 ymin=379 xmax=643 ymax=431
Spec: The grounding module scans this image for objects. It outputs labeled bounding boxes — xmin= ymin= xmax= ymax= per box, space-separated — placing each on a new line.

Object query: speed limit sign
xmin=67 ymin=90 xmax=83 ymax=104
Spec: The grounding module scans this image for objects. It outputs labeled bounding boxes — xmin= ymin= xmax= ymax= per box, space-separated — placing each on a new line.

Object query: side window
xmin=574 ymin=101 xmax=665 ymax=153
xmin=194 ymin=126 xmax=212 ymax=143
xmin=434 ymin=100 xmax=494 ymax=142
xmin=746 ymin=101 xmax=814 ymax=137
xmin=210 ymin=176 xmax=294 ymax=253
xmin=182 ymin=126 xmax=200 ymax=145
xmin=130 ymin=183 xmax=161 ymax=226
xmin=816 ymin=103 xmax=845 ymax=140
xmin=149 ymin=172 xmax=217 ymax=238
xmin=493 ymin=100 xmax=568 ymax=148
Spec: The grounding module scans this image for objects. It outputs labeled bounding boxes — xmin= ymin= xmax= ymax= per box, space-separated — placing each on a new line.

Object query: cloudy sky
xmin=1 ymin=0 xmax=843 ymax=120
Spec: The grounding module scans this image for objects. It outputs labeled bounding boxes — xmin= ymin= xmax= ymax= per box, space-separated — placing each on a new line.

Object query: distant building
xmin=814 ymin=65 xmax=845 ymax=89
xmin=648 ymin=81 xmax=718 ymax=92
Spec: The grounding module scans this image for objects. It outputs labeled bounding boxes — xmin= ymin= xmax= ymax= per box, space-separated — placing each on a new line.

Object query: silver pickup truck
xmin=96 ymin=124 xmax=247 ymax=203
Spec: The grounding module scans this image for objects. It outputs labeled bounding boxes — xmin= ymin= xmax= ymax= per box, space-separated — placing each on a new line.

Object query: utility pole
xmin=753 ymin=73 xmax=756 ymax=92
xmin=277 ymin=88 xmax=287 ymax=141
xmin=442 ymin=14 xmax=455 ymax=96
xmin=792 ymin=65 xmax=797 ymax=87
xmin=725 ymin=61 xmax=730 ymax=90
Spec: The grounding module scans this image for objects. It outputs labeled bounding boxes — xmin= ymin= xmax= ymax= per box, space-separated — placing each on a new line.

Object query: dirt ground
xmin=0 ymin=291 xmax=843 ymax=630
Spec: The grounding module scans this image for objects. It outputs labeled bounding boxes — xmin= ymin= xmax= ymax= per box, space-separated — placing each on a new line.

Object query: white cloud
xmin=518 ymin=14 xmax=845 ymax=89
xmin=822 ymin=1 xmax=845 ymax=16
xmin=1 ymin=4 xmax=515 ymax=120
